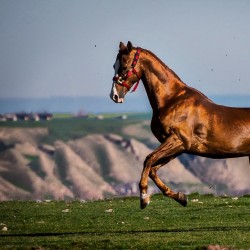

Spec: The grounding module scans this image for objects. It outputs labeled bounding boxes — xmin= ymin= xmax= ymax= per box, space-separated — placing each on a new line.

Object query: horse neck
xmin=140 ymin=49 xmax=187 ymax=111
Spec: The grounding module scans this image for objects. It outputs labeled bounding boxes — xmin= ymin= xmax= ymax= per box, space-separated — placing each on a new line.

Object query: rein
xmin=113 ymin=48 xmax=141 ymax=92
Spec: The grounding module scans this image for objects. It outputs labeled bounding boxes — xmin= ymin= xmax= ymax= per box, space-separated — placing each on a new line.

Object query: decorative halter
xmin=113 ymin=48 xmax=141 ymax=92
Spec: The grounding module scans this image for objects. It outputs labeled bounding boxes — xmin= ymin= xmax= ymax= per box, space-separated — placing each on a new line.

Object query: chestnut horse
xmin=110 ymin=41 xmax=250 ymax=209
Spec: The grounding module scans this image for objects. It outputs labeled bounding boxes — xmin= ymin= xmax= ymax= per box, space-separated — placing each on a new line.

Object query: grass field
xmin=0 ymin=194 xmax=249 ymax=249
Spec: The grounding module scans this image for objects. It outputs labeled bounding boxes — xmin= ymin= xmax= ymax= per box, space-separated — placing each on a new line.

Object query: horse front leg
xmin=139 ymin=133 xmax=185 ymax=209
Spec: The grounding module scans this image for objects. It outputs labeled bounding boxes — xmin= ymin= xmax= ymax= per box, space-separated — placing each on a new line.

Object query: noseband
xmin=113 ymin=48 xmax=141 ymax=92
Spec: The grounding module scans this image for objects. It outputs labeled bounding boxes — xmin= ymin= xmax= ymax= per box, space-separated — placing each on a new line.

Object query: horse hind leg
xmin=139 ymin=133 xmax=187 ymax=209
xmin=149 ymin=165 xmax=188 ymax=207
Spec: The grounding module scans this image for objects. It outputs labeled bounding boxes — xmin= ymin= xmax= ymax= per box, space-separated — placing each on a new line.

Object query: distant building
xmin=0 ymin=114 xmax=6 ymax=121
xmin=75 ymin=110 xmax=89 ymax=119
xmin=29 ymin=113 xmax=40 ymax=121
xmin=96 ymin=115 xmax=104 ymax=120
xmin=117 ymin=114 xmax=128 ymax=120
xmin=121 ymin=114 xmax=128 ymax=120
xmin=5 ymin=114 xmax=18 ymax=121
xmin=38 ymin=112 xmax=53 ymax=120
xmin=16 ymin=112 xmax=30 ymax=121
xmin=0 ymin=112 xmax=53 ymax=122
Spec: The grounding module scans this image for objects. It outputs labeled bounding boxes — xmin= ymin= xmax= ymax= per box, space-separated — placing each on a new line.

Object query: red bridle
xmin=113 ymin=48 xmax=141 ymax=92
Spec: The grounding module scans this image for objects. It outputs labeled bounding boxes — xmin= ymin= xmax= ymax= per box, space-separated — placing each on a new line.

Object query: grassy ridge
xmin=0 ymin=113 xmax=152 ymax=144
xmin=0 ymin=194 xmax=250 ymax=249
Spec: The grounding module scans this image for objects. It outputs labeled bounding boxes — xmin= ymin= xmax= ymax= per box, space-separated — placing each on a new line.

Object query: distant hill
xmin=0 ymin=122 xmax=249 ymax=200
xmin=0 ymin=127 xmax=204 ymax=200
xmin=1 ymin=95 xmax=250 ymax=114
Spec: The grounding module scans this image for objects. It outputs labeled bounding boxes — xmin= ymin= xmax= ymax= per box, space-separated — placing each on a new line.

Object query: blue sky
xmin=0 ymin=0 xmax=250 ymax=100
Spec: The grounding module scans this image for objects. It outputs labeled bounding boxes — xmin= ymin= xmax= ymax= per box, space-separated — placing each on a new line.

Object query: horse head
xmin=110 ymin=41 xmax=142 ymax=103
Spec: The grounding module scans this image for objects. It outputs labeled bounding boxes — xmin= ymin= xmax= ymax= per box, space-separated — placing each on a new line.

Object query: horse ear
xmin=127 ymin=41 xmax=133 ymax=52
xmin=119 ymin=42 xmax=126 ymax=51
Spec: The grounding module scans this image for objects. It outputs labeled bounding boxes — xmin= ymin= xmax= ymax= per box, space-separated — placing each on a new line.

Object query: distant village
xmin=0 ymin=112 xmax=128 ymax=122
xmin=0 ymin=112 xmax=53 ymax=122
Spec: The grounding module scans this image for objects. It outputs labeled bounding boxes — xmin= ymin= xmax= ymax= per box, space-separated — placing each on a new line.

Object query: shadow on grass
xmin=1 ymin=226 xmax=250 ymax=238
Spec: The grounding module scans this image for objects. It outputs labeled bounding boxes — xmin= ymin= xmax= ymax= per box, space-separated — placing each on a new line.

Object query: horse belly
xmin=213 ymin=124 xmax=250 ymax=155
xmin=204 ymin=108 xmax=250 ymax=156
xmin=191 ymin=132 xmax=250 ymax=158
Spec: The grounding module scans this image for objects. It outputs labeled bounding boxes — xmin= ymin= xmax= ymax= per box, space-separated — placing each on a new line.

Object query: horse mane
xmin=142 ymin=48 xmax=182 ymax=82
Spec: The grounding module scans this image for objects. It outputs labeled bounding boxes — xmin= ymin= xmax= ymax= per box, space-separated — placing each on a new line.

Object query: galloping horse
xmin=110 ymin=41 xmax=250 ymax=209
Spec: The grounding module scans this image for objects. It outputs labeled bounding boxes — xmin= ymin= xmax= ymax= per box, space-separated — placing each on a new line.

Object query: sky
xmin=0 ymin=0 xmax=250 ymax=102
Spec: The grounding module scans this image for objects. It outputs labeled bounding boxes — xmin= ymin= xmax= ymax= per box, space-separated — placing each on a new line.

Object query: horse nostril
xmin=114 ymin=94 xmax=118 ymax=102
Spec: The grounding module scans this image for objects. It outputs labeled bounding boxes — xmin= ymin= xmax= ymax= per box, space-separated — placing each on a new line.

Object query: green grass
xmin=0 ymin=194 xmax=249 ymax=249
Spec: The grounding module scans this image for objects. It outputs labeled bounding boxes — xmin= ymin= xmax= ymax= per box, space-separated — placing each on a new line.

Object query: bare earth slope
xmin=0 ymin=127 xmax=249 ymax=200
xmin=180 ymin=155 xmax=250 ymax=195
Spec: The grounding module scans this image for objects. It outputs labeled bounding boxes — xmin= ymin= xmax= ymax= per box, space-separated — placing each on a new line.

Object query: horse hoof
xmin=140 ymin=194 xmax=150 ymax=209
xmin=175 ymin=192 xmax=188 ymax=207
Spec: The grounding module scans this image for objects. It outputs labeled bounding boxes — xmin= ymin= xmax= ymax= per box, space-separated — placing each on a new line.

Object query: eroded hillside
xmin=0 ymin=122 xmax=249 ymax=200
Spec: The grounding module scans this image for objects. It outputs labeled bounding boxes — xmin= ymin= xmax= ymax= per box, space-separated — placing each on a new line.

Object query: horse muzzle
xmin=110 ymin=91 xmax=124 ymax=103
xmin=110 ymin=80 xmax=126 ymax=103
